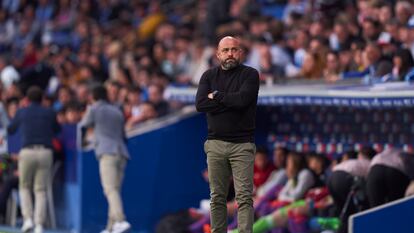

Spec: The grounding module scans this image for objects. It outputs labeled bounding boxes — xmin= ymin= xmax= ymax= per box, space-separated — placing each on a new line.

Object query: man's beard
xmin=221 ymin=58 xmax=239 ymax=70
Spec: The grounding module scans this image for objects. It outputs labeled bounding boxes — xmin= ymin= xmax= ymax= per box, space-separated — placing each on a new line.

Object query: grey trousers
xmin=204 ymin=139 xmax=256 ymax=233
xmin=19 ymin=147 xmax=53 ymax=225
xmin=99 ymin=154 xmax=127 ymax=230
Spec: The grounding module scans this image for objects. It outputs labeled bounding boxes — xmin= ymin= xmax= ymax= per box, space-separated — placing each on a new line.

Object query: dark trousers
xmin=0 ymin=176 xmax=18 ymax=215
xmin=327 ymin=170 xmax=355 ymax=215
xmin=366 ymin=165 xmax=410 ymax=208
xmin=327 ymin=170 xmax=357 ymax=233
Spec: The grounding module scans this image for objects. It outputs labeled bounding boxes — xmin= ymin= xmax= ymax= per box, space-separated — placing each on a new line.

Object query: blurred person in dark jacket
xmin=7 ymin=86 xmax=60 ymax=233
xmin=367 ymin=148 xmax=414 ymax=207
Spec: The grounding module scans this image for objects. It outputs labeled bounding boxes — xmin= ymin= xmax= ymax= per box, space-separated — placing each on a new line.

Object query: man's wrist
xmin=208 ymin=90 xmax=219 ymax=100
xmin=212 ymin=90 xmax=219 ymax=99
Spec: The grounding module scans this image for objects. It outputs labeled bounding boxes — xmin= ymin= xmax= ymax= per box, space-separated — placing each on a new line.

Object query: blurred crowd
xmin=0 ymin=0 xmax=414 ymax=126
xmin=167 ymin=146 xmax=414 ymax=233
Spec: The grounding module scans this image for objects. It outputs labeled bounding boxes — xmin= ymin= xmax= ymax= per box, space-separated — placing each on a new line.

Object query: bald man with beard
xmin=195 ymin=36 xmax=260 ymax=233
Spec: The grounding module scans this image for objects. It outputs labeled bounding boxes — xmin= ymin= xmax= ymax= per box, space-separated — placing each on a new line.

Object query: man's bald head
xmin=216 ymin=36 xmax=242 ymax=70
xmin=218 ymin=36 xmax=240 ymax=49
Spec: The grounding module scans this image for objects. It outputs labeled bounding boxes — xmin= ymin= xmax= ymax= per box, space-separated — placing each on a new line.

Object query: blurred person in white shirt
xmin=0 ymin=56 xmax=19 ymax=90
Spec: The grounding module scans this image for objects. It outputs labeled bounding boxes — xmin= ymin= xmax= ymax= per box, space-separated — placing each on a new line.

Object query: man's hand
xmin=208 ymin=93 xmax=214 ymax=99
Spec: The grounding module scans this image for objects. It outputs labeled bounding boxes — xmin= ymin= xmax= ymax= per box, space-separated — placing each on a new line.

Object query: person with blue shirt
xmin=7 ymin=86 xmax=60 ymax=233
xmin=391 ymin=48 xmax=414 ymax=82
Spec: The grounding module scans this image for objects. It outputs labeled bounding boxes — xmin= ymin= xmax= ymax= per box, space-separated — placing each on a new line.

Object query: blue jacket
xmin=7 ymin=103 xmax=60 ymax=148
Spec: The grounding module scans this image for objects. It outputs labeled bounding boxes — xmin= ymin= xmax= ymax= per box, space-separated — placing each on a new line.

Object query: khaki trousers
xmin=99 ymin=154 xmax=127 ymax=230
xmin=19 ymin=147 xmax=53 ymax=225
xmin=204 ymin=140 xmax=256 ymax=233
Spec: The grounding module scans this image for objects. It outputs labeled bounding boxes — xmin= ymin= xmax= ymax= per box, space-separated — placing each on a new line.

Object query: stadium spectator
xmin=0 ymin=56 xmax=19 ymax=90
xmin=341 ymin=42 xmax=392 ymax=83
xmin=283 ymin=0 xmax=309 ymax=24
xmin=391 ymin=48 xmax=414 ymax=81
xmin=330 ymin=20 xmax=354 ymax=52
xmin=256 ymin=146 xmax=288 ymax=198
xmin=0 ymin=9 xmax=15 ymax=51
xmin=361 ymin=18 xmax=381 ymax=42
xmin=229 ymin=151 xmax=330 ymax=233
xmin=366 ymin=148 xmax=414 ymax=207
xmin=125 ymin=102 xmax=157 ymax=131
xmin=53 ymin=85 xmax=73 ymax=112
xmin=306 ymin=152 xmax=330 ymax=188
xmin=394 ymin=1 xmax=412 ymax=25
xmin=147 ymin=84 xmax=170 ymax=117
xmin=290 ymin=51 xmax=325 ymax=79
xmin=74 ymin=81 xmax=90 ymax=107
xmin=256 ymin=42 xmax=285 ymax=85
xmin=35 ymin=0 xmax=54 ymax=26
xmin=105 ymin=80 xmax=122 ymax=107
xmin=0 ymin=101 xmax=8 ymax=155
xmin=253 ymin=146 xmax=275 ymax=190
xmin=124 ymin=86 xmax=143 ymax=119
xmin=327 ymin=147 xmax=377 ymax=233
xmin=64 ymin=102 xmax=82 ymax=124
xmin=278 ymin=152 xmax=314 ymax=202
xmin=323 ymin=51 xmax=341 ymax=82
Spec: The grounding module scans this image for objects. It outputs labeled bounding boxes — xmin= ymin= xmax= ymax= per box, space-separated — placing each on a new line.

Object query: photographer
xmin=327 ymin=147 xmax=376 ymax=233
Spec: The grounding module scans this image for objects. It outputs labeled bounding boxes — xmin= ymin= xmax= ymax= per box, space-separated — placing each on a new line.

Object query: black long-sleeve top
xmin=195 ymin=64 xmax=260 ymax=143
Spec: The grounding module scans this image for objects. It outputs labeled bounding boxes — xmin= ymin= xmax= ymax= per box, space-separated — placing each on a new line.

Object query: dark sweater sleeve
xmin=195 ymin=71 xmax=228 ymax=113
xmin=215 ymin=68 xmax=259 ymax=109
